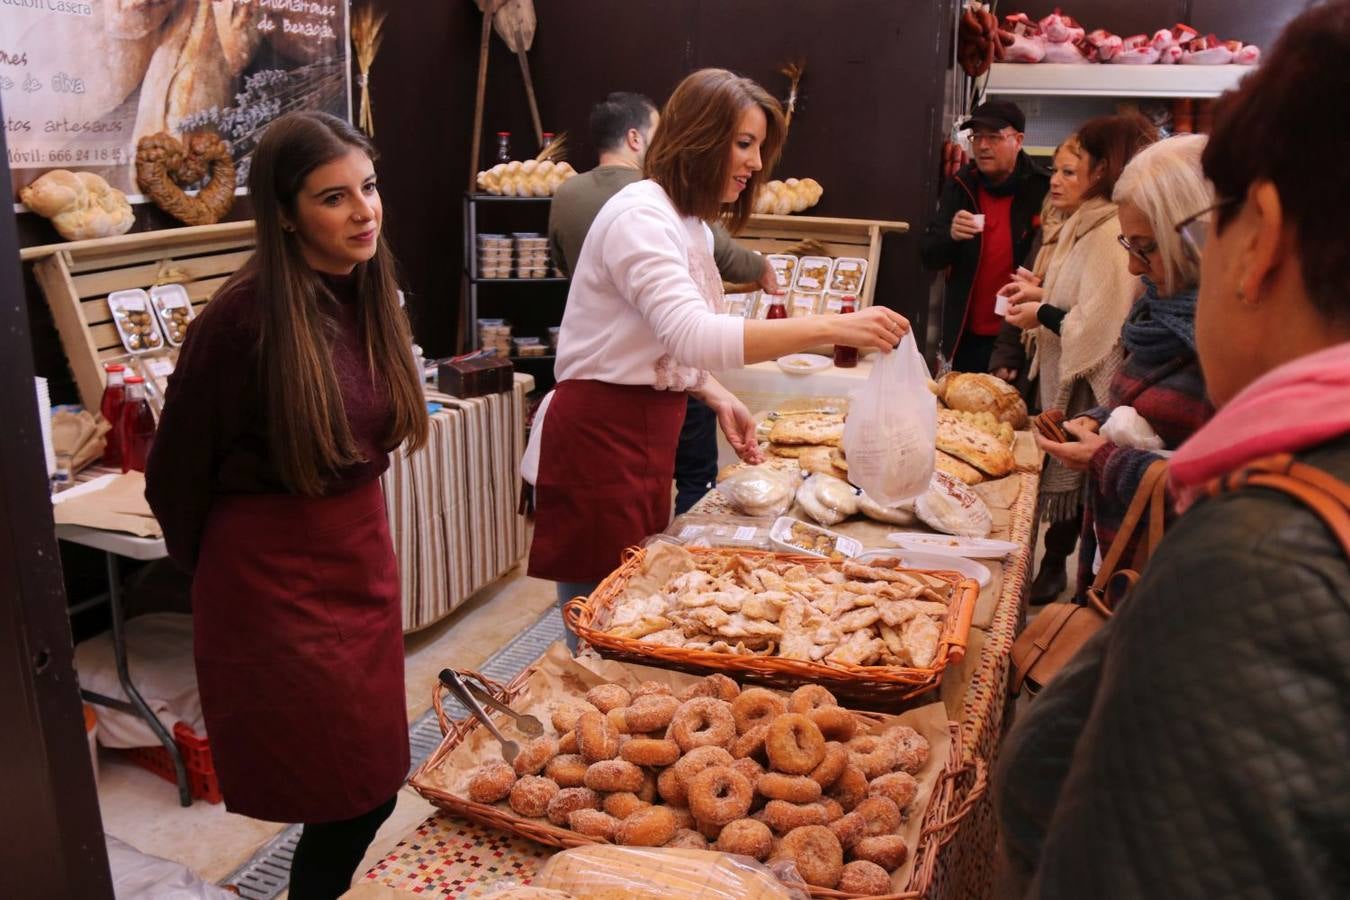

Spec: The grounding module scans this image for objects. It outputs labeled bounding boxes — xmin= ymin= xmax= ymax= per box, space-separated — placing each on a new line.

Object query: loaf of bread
xmin=937 ymin=373 xmax=1029 ymax=429
xmin=752 ymin=177 xmax=823 ymax=215
xmin=477 ymin=160 xmax=577 ymax=196
xmin=19 ymin=171 xmax=134 ymax=241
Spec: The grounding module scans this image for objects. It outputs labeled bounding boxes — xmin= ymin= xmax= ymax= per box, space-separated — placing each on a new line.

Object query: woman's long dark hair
xmin=234 ymin=110 xmax=427 ymax=496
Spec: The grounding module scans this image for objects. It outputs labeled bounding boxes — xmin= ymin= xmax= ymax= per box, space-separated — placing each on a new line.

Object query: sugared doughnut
xmin=820 ymin=798 xmax=845 ymax=822
xmin=729 ymin=756 xmax=764 ymax=788
xmin=682 ymin=673 xmax=740 ymax=702
xmin=568 ymin=808 xmax=619 ymax=840
xmin=763 ymin=800 xmax=830 ymax=833
xmin=671 ymin=745 xmax=735 ymax=791
xmin=577 ymin=711 xmax=620 ymax=762
xmin=508 ymin=775 xmax=559 ymax=817
xmin=715 ymin=817 xmax=775 ymax=861
xmin=558 ymin=731 xmax=579 ymax=754
xmin=657 ymin=766 xmax=688 ymax=807
xmin=550 ymin=700 xmax=597 ymax=734
xmin=731 ymin=688 xmax=786 ymax=734
xmin=868 ymin=771 xmax=920 ymax=813
xmin=585 ymin=683 xmax=632 ymax=713
xmin=766 ymin=714 xmax=826 ymax=775
xmin=731 ymin=723 xmax=769 ymax=761
xmin=852 ymin=834 xmax=909 ymax=870
xmin=839 ymin=859 xmax=892 ymax=894
xmin=544 ymin=753 xmax=588 ymax=788
xmin=809 ymin=741 xmax=850 ymax=788
xmin=616 ymin=805 xmax=677 ymax=847
xmin=467 ymin=761 xmax=516 ymax=803
xmin=512 ymin=735 xmax=558 ymax=777
xmin=758 ymin=772 xmax=822 ymax=803
xmin=670 ymin=807 xmax=697 ymax=831
xmin=665 ymin=828 xmax=709 ymax=850
xmin=610 ymin=695 xmax=682 ymax=734
xmin=603 ymin=791 xmax=649 ymax=820
xmin=787 ymin=684 xmax=838 ymax=714
xmin=828 ymin=810 xmax=867 ymax=850
xmin=774 ymin=825 xmax=844 ymax=888
xmin=687 ymin=765 xmax=754 ymax=826
xmin=631 ymin=680 xmax=673 ymax=700
xmin=808 ymin=706 xmax=857 ymax=742
xmin=620 ymin=737 xmax=681 ymax=767
xmin=583 ymin=759 xmax=644 ymax=793
xmin=670 ymin=697 xmax=737 ymax=752
xmin=854 ymin=796 xmax=901 ymax=837
xmin=848 ymin=734 xmax=897 ymax=779
xmin=886 ymin=725 xmax=931 ymax=774
xmin=546 ymin=786 xmax=600 ymax=826
xmin=637 ymin=770 xmax=658 ymax=803
xmin=827 ymin=765 xmax=870 ymax=811
xmin=697 ymin=818 xmax=725 ymax=841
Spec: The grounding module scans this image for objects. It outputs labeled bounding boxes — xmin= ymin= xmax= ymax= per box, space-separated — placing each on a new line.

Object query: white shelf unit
xmin=983 ymin=63 xmax=1253 ymax=99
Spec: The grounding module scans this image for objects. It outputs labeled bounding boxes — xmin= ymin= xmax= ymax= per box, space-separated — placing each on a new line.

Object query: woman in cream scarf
xmin=1003 ymin=114 xmax=1156 ymax=599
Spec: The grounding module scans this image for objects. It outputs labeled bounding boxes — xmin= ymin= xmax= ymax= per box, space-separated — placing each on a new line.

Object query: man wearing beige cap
xmin=921 ymin=99 xmax=1048 ymax=373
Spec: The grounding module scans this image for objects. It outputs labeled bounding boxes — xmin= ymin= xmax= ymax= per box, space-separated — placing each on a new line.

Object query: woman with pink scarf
xmin=993 ymin=3 xmax=1350 ymax=897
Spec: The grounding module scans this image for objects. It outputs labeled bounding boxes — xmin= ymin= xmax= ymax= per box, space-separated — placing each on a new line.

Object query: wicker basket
xmin=410 ymin=667 xmax=987 ymax=900
xmin=563 ymin=546 xmax=979 ymax=709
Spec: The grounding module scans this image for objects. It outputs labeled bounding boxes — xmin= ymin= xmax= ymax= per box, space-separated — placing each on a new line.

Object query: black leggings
xmin=288 ymin=794 xmax=398 ymax=900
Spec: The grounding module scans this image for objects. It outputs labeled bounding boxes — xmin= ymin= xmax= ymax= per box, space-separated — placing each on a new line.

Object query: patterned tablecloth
xmin=362 ymin=448 xmax=1042 ymax=900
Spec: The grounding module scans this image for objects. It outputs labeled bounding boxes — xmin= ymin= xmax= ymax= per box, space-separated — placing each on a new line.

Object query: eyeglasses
xmin=969 ymin=130 xmax=1017 ymax=145
xmin=1174 ymin=197 xmax=1243 ymax=259
xmin=1116 ymin=234 xmax=1159 ymax=267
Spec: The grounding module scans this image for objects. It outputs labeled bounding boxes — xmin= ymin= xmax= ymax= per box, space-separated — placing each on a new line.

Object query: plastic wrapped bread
xmin=531 ymin=845 xmax=801 ymax=900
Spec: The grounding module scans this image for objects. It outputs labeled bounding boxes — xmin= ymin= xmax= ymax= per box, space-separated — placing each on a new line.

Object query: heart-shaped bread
xmin=135 ymin=131 xmax=236 ymax=226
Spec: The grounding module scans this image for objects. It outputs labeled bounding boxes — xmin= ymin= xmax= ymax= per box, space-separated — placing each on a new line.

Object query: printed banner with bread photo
xmin=4 ymin=0 xmax=351 ymax=204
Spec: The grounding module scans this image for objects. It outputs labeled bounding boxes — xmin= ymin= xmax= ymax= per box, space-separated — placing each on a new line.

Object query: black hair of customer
xmin=589 ymin=91 xmax=658 ymax=152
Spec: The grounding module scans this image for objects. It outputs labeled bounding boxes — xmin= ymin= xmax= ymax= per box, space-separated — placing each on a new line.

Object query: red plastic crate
xmin=121 ymin=722 xmax=223 ymax=804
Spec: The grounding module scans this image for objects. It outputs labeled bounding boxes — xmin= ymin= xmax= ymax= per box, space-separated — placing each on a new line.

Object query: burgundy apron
xmin=529 ymin=380 xmax=688 ymax=582
xmin=192 ymin=478 xmax=407 ymax=823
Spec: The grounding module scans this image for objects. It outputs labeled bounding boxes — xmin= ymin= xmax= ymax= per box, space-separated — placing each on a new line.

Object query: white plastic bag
xmin=716 ymin=464 xmax=798 ymax=518
xmin=843 ymin=333 xmax=937 ymax=506
xmin=1100 ymin=405 xmax=1165 ymax=451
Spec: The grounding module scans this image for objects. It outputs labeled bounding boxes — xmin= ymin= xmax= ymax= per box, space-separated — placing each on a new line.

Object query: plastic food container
xmin=107 ymin=289 xmax=166 ymax=354
xmin=823 ymin=292 xmax=858 ymax=315
xmin=793 ymin=256 xmax=833 ymax=293
xmin=828 ymin=257 xmax=868 ymax=294
xmin=663 ymin=514 xmax=774 ymax=550
xmin=516 ymin=266 xmax=550 ymax=279
xmin=512 ymin=337 xmax=548 ymax=357
xmin=789 ymin=291 xmax=823 ymax=317
xmin=723 ymin=291 xmax=758 ymax=317
xmin=478 ymin=318 xmax=513 ymax=355
xmin=149 ymin=284 xmax=195 ymax=346
xmin=765 ymin=254 xmax=798 ymax=291
xmin=770 ymin=516 xmax=863 ymax=559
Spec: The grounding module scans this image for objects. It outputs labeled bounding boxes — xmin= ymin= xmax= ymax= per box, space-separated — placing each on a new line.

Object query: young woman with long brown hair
xmin=525 ymin=68 xmax=910 ymax=622
xmin=145 ymin=111 xmax=427 ymax=898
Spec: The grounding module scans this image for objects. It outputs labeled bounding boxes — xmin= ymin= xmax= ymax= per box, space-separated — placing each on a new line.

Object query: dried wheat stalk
xmin=351 ymin=3 xmax=387 ymax=137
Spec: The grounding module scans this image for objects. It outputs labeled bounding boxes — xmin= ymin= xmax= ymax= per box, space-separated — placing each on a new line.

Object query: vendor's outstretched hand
xmin=832 ymin=306 xmax=910 ymax=353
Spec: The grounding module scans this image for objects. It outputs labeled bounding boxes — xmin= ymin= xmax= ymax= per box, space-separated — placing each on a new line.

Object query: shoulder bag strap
xmin=1208 ymin=454 xmax=1350 ymax=559
xmin=1092 ymin=458 xmax=1170 ymax=595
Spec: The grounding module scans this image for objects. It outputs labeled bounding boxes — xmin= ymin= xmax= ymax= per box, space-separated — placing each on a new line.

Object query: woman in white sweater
xmin=527 ymin=68 xmax=908 ymax=617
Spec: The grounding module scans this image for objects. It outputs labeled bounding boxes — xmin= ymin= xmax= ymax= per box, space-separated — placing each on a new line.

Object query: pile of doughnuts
xmin=463 ymin=675 xmax=931 ymax=893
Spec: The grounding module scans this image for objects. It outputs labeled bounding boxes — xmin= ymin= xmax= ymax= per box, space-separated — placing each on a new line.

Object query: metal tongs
xmin=437 ymin=669 xmax=543 ymax=762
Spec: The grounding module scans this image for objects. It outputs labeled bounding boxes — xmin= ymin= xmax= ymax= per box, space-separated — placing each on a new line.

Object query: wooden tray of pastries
xmin=563 ymin=546 xmax=978 ymax=709
xmin=408 ymin=651 xmax=986 ymax=898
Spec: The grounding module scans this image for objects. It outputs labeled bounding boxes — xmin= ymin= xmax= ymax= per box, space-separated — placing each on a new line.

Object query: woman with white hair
xmin=1035 ymin=134 xmax=1215 ymax=595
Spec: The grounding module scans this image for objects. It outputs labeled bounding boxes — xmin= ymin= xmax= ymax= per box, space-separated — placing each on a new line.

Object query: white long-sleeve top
xmin=553 ymin=179 xmax=746 ymax=384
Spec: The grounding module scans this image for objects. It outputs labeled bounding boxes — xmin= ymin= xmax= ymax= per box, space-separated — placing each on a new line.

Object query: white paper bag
xmin=843 ymin=334 xmax=936 ymax=506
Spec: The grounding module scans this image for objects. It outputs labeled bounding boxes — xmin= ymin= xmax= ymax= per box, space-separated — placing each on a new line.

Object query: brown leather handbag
xmin=1011 ymin=458 xmax=1170 ymax=696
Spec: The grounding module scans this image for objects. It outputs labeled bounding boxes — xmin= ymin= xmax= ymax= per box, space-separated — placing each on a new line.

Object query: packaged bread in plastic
xmin=528 ymin=845 xmax=806 ymax=899
xmin=716 ymin=464 xmax=798 ymax=518
xmin=915 ymin=470 xmax=993 ymax=537
xmin=796 ymin=472 xmax=860 ymax=526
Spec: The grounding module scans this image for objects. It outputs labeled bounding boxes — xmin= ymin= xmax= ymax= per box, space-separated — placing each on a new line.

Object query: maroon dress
xmin=145 ymin=267 xmax=408 ymax=823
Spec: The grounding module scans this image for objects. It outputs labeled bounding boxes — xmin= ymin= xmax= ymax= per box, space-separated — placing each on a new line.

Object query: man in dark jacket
xmin=920 ymin=100 xmax=1048 ymax=373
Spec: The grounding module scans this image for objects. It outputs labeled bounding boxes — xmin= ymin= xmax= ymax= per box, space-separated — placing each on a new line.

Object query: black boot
xmin=1029 ymin=555 xmax=1068 ymax=605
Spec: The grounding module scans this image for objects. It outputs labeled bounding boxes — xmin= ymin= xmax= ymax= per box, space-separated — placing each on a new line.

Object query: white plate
xmin=886 ymin=532 xmax=1020 ymax=559
xmin=855 ymin=549 xmax=991 ymax=588
xmin=770 ymin=516 xmax=863 ymax=559
xmin=776 ymin=353 xmax=832 ymax=375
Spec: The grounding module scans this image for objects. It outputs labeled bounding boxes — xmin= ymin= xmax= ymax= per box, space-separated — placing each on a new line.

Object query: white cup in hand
xmin=995 ymin=293 xmax=1010 ymax=316
xmin=971 ymin=214 xmax=986 ymax=232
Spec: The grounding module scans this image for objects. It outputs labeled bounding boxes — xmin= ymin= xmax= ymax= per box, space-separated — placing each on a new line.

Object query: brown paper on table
xmin=52 ymin=471 xmax=162 ymax=538
xmin=52 ymin=409 xmax=110 ymax=474
xmin=417 ymin=643 xmax=953 ymax=893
